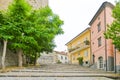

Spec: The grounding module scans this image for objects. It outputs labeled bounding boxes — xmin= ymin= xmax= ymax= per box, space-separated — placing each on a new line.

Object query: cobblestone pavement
xmin=0 ymin=64 xmax=120 ymax=80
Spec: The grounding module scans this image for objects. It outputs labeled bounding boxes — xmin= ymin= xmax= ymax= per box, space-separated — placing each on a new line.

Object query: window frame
xmin=84 ymin=50 xmax=88 ymax=57
xmin=97 ymin=22 xmax=101 ymax=32
xmin=98 ymin=37 xmax=102 ymax=47
xmin=61 ymin=56 xmax=63 ymax=60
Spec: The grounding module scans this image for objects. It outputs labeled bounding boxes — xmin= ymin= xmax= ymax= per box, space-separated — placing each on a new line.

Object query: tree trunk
xmin=34 ymin=53 xmax=37 ymax=66
xmin=1 ymin=40 xmax=7 ymax=70
xmin=18 ymin=49 xmax=23 ymax=67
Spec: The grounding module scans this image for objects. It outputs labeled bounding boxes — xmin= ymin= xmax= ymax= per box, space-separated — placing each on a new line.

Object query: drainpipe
xmin=114 ymin=46 xmax=116 ymax=73
xmin=104 ymin=6 xmax=107 ymax=71
xmin=90 ymin=29 xmax=92 ymax=65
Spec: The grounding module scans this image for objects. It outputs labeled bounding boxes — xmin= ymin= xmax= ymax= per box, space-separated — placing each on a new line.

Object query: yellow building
xmin=66 ymin=28 xmax=91 ymax=66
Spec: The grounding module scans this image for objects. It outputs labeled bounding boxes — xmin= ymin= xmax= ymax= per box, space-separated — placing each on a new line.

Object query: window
xmin=65 ymin=57 xmax=67 ymax=60
xmin=85 ymin=61 xmax=88 ymax=64
xmin=98 ymin=37 xmax=102 ymax=47
xmin=61 ymin=56 xmax=63 ymax=60
xmin=77 ymin=41 xmax=80 ymax=45
xmin=92 ymin=31 xmax=94 ymax=34
xmin=98 ymin=57 xmax=103 ymax=69
xmin=97 ymin=22 xmax=101 ymax=32
xmin=98 ymin=16 xmax=100 ymax=20
xmin=72 ymin=56 xmax=75 ymax=60
xmin=84 ymin=37 xmax=88 ymax=42
xmin=84 ymin=50 xmax=88 ymax=57
xmin=73 ymin=57 xmax=75 ymax=60
xmin=78 ymin=52 xmax=80 ymax=56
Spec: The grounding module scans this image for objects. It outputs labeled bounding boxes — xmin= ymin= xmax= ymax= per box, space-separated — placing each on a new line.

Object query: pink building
xmin=89 ymin=2 xmax=115 ymax=71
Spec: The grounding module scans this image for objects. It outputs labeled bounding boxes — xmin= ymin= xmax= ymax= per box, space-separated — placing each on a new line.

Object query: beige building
xmin=55 ymin=51 xmax=68 ymax=64
xmin=38 ymin=51 xmax=68 ymax=64
xmin=0 ymin=0 xmax=48 ymax=10
xmin=37 ymin=52 xmax=58 ymax=64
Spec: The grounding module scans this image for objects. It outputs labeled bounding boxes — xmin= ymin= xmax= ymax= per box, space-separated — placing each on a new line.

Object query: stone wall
xmin=28 ymin=0 xmax=48 ymax=9
xmin=0 ymin=0 xmax=12 ymax=10
xmin=0 ymin=46 xmax=18 ymax=68
xmin=38 ymin=52 xmax=57 ymax=64
xmin=0 ymin=0 xmax=48 ymax=10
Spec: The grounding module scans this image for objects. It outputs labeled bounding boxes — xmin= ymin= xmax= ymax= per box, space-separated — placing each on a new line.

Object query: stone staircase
xmin=0 ymin=64 xmax=119 ymax=79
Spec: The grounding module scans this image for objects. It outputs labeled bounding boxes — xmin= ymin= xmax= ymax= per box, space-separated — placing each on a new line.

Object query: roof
xmin=89 ymin=1 xmax=114 ymax=25
xmin=55 ymin=51 xmax=67 ymax=55
xmin=65 ymin=27 xmax=90 ymax=45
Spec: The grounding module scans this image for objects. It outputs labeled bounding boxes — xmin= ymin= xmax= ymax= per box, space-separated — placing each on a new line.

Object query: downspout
xmin=90 ymin=29 xmax=92 ymax=65
xmin=114 ymin=46 xmax=116 ymax=73
xmin=104 ymin=6 xmax=107 ymax=71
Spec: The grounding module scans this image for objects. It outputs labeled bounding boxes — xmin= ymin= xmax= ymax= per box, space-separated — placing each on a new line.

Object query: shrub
xmin=57 ymin=60 xmax=62 ymax=64
xmin=77 ymin=57 xmax=83 ymax=65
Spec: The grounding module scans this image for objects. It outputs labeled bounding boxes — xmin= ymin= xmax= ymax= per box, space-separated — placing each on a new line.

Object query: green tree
xmin=104 ymin=1 xmax=120 ymax=50
xmin=0 ymin=11 xmax=14 ymax=70
xmin=8 ymin=0 xmax=32 ymax=67
xmin=0 ymin=0 xmax=64 ymax=68
xmin=7 ymin=0 xmax=64 ymax=66
xmin=24 ymin=7 xmax=64 ymax=65
xmin=32 ymin=7 xmax=64 ymax=51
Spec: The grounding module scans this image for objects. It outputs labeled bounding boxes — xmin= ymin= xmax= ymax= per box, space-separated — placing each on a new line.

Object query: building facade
xmin=56 ymin=51 xmax=68 ymax=64
xmin=0 ymin=0 xmax=48 ymax=10
xmin=89 ymin=2 xmax=114 ymax=71
xmin=66 ymin=28 xmax=91 ymax=66
xmin=38 ymin=51 xmax=68 ymax=64
xmin=37 ymin=52 xmax=57 ymax=64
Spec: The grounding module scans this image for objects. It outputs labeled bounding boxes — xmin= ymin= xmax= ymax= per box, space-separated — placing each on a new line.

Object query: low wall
xmin=0 ymin=47 xmax=18 ymax=68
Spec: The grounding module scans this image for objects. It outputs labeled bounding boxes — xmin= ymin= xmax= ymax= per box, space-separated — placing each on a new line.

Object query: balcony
xmin=68 ymin=40 xmax=90 ymax=53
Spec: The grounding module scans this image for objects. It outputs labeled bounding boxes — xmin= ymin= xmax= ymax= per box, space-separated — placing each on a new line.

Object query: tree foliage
xmin=104 ymin=1 xmax=120 ymax=50
xmin=0 ymin=11 xmax=14 ymax=41
xmin=0 ymin=9 xmax=14 ymax=70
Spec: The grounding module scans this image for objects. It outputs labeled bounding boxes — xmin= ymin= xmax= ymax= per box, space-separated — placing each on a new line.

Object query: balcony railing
xmin=68 ymin=40 xmax=90 ymax=53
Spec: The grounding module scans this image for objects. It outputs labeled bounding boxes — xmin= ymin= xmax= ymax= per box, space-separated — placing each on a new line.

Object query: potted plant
xmin=84 ymin=40 xmax=89 ymax=45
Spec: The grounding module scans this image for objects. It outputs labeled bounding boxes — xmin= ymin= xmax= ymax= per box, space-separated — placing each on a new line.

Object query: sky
xmin=49 ymin=0 xmax=115 ymax=52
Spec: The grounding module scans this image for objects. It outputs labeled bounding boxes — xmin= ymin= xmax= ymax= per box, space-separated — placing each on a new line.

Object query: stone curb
xmin=0 ymin=74 xmax=119 ymax=79
xmin=11 ymin=70 xmax=109 ymax=73
xmin=0 ymin=75 xmax=119 ymax=79
xmin=0 ymin=69 xmax=116 ymax=75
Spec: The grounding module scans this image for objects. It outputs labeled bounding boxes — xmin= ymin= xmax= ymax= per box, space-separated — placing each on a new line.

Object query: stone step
xmin=11 ymin=69 xmax=108 ymax=73
xmin=0 ymin=72 xmax=119 ymax=79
